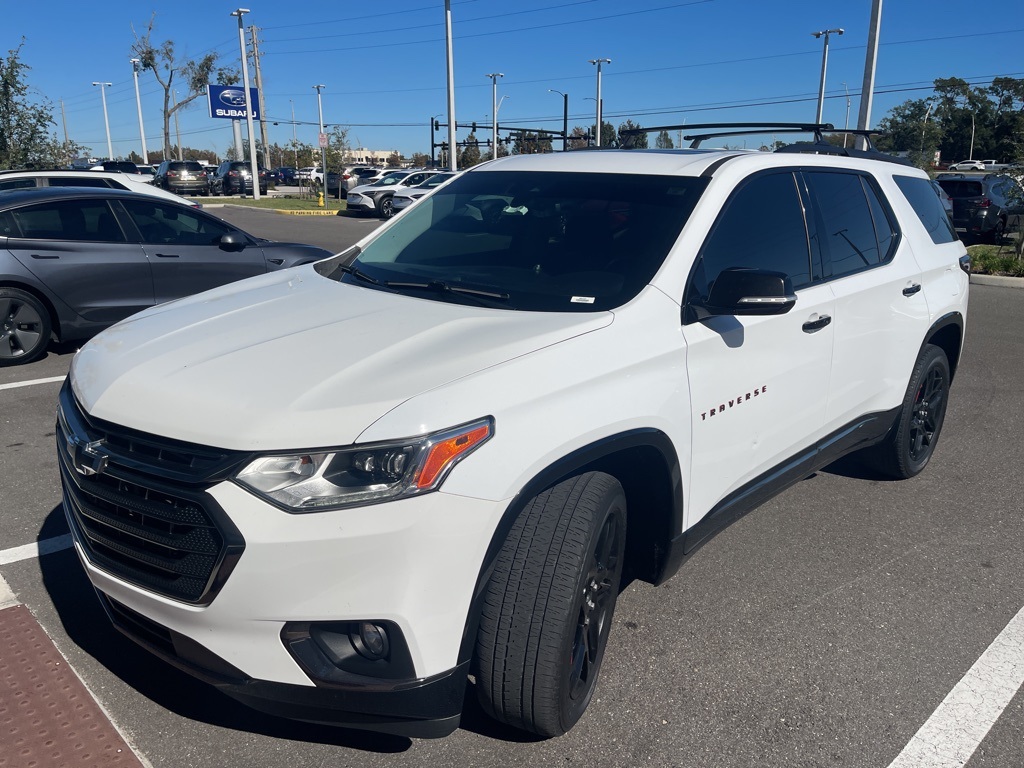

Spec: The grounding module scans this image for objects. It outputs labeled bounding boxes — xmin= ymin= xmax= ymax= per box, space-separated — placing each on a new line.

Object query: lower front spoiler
xmin=97 ymin=591 xmax=468 ymax=739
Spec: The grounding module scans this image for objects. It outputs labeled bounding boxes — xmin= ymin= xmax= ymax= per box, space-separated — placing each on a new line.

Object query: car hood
xmin=70 ymin=267 xmax=612 ymax=451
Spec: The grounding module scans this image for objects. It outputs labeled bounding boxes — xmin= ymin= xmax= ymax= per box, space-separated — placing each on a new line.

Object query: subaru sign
xmin=208 ymin=85 xmax=261 ymax=120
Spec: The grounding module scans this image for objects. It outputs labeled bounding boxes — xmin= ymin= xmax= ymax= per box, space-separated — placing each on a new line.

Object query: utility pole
xmin=92 ymin=82 xmax=113 ymax=160
xmin=549 ymin=90 xmax=568 ymax=151
xmin=232 ymin=8 xmax=261 ymax=200
xmin=811 ymin=28 xmax=843 ymax=124
xmin=856 ymin=0 xmax=883 ymax=150
xmin=130 ymin=59 xmax=149 ymax=164
xmin=486 ymin=73 xmax=503 ymax=161
xmin=290 ymin=99 xmax=298 ymax=168
xmin=444 ymin=0 xmax=457 ymax=171
xmin=588 ymin=58 xmax=611 ymax=147
xmin=250 ymin=25 xmax=271 ymax=169
xmin=59 ymin=99 xmax=69 ymax=145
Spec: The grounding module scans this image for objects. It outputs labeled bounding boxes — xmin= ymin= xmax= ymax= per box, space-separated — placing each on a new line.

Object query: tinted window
xmin=936 ymin=180 xmax=983 ymax=198
xmin=339 ymin=170 xmax=707 ymax=312
xmin=122 ymin=199 xmax=232 ymax=245
xmin=9 ymin=199 xmax=125 ymax=242
xmin=0 ymin=178 xmax=37 ymax=191
xmin=806 ymin=171 xmax=884 ymax=278
xmin=895 ymin=176 xmax=957 ymax=245
xmin=0 ymin=210 xmax=17 ymax=236
xmin=695 ymin=172 xmax=811 ymax=295
xmin=46 ymin=176 xmax=112 ymax=189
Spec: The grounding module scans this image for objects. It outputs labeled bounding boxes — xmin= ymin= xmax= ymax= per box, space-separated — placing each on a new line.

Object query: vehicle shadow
xmin=819 ymin=453 xmax=894 ymax=481
xmin=37 ymin=506 xmax=411 ymax=754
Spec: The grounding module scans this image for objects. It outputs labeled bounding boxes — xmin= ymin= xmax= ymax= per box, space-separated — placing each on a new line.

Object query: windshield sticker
xmin=571 ymin=296 xmax=596 ymax=304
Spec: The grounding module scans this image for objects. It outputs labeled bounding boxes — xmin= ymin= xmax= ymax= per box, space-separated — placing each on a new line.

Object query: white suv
xmin=58 ymin=139 xmax=968 ymax=739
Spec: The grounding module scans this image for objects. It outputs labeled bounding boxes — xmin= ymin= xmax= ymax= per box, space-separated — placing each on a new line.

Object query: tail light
xmin=978 ymin=197 xmax=992 ymax=207
xmin=229 ymin=171 xmax=239 ymax=176
xmin=167 ymin=171 xmax=178 ymax=177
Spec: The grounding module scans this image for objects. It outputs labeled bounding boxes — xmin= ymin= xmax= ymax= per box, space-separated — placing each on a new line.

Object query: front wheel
xmin=378 ymin=195 xmax=395 ymax=219
xmin=475 ymin=472 xmax=627 ymax=737
xmin=864 ymin=344 xmax=950 ymax=478
xmin=0 ymin=288 xmax=51 ymax=366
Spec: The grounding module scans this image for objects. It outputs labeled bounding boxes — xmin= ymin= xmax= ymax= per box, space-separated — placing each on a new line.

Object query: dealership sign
xmin=207 ymin=85 xmax=261 ymax=120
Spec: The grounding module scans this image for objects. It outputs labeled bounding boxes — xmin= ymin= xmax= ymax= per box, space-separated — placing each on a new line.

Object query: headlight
xmin=234 ymin=418 xmax=493 ymax=512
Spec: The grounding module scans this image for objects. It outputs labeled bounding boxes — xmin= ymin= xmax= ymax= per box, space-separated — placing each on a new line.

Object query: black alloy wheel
xmin=379 ymin=195 xmax=395 ymax=219
xmin=864 ymin=344 xmax=950 ymax=478
xmin=476 ymin=472 xmax=627 ymax=737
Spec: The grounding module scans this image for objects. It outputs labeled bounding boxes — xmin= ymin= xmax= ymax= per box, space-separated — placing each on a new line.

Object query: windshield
xmin=327 ymin=170 xmax=707 ymax=312
xmin=371 ymin=174 xmax=410 ymax=187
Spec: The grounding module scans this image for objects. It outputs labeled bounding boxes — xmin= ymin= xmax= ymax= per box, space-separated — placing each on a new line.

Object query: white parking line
xmin=887 ymin=605 xmax=1024 ymax=768
xmin=0 ymin=534 xmax=73 ymax=566
xmin=0 ymin=375 xmax=66 ymax=391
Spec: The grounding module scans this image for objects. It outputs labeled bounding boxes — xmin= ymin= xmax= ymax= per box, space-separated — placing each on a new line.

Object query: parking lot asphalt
xmin=1 ymin=210 xmax=1022 ymax=768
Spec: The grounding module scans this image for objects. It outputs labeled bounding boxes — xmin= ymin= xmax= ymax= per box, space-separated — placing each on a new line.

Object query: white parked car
xmin=0 ymin=170 xmax=203 ymax=207
xmin=345 ymin=170 xmax=436 ymax=218
xmin=390 ymin=172 xmax=459 ymax=215
xmin=947 ymin=159 xmax=985 ymax=171
xmin=58 ymin=137 xmax=969 ymax=740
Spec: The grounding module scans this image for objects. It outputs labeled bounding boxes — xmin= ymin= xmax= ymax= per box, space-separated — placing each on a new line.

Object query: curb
xmin=273 ymin=209 xmax=343 ymax=216
xmin=970 ymin=274 xmax=1024 ymax=289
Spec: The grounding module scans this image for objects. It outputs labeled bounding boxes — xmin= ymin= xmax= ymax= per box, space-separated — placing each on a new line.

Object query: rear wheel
xmin=0 ymin=288 xmax=51 ymax=366
xmin=864 ymin=344 xmax=950 ymax=478
xmin=476 ymin=472 xmax=627 ymax=737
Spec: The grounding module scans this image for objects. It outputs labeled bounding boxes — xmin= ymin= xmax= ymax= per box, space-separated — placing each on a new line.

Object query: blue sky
xmin=6 ymin=0 xmax=1024 ymax=161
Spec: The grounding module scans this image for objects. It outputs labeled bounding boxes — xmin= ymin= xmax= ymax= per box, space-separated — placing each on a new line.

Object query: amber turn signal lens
xmin=416 ymin=424 xmax=492 ymax=489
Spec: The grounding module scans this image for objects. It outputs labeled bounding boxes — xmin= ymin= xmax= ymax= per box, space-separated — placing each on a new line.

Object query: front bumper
xmin=56 ymin=388 xmax=505 ymax=734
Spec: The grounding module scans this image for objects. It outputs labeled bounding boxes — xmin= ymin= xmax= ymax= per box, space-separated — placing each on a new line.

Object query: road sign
xmin=318 ymin=133 xmax=329 ymax=148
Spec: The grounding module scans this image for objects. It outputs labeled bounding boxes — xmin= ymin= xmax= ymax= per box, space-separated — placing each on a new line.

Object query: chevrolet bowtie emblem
xmin=74 ymin=438 xmax=110 ymax=476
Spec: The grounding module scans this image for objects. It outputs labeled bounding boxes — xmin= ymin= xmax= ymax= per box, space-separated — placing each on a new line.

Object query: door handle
xmin=902 ymin=283 xmax=922 ymax=296
xmin=30 ymin=254 xmax=59 ymax=259
xmin=154 ymin=253 xmax=180 ymax=258
xmin=267 ymin=258 xmax=284 ymax=265
xmin=802 ymin=314 xmax=832 ymax=333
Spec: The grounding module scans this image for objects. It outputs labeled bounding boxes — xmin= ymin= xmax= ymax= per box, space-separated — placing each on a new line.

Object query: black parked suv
xmin=210 ymin=161 xmax=268 ymax=196
xmin=935 ymin=173 xmax=1024 ymax=242
xmin=154 ymin=161 xmax=209 ymax=196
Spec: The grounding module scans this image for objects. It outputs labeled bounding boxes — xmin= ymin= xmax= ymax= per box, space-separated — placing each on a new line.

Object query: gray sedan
xmin=0 ymin=187 xmax=334 ymax=365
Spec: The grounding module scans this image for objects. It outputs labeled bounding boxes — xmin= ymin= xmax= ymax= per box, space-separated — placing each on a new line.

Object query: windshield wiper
xmin=336 ymin=263 xmax=383 ymax=286
xmin=383 ymin=279 xmax=511 ymax=307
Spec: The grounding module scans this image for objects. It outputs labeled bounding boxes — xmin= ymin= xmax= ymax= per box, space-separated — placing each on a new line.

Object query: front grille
xmin=57 ymin=383 xmax=245 ymax=604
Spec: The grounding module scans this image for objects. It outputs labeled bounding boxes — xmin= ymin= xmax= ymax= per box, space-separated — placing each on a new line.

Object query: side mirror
xmin=219 ymin=231 xmax=246 ymax=250
xmin=703 ymin=267 xmax=796 ymax=316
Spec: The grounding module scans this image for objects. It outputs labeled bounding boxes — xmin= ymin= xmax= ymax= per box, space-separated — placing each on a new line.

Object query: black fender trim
xmin=921 ymin=311 xmax=965 ymax=381
xmin=456 ymin=428 xmax=683 ymax=665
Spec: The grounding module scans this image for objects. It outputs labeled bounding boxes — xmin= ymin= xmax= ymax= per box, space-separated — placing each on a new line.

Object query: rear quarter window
xmin=894 ymin=176 xmax=957 ymax=245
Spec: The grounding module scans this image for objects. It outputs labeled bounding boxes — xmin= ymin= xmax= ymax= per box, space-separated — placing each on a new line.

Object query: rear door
xmin=5 ymin=198 xmax=153 ymax=324
xmin=118 ymin=199 xmax=268 ymax=303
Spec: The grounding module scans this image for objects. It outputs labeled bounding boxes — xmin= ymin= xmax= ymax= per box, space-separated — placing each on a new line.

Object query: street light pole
xmin=486 ymin=73 xmax=504 ymax=160
xmin=549 ymin=89 xmax=568 ymax=151
xmin=91 ymin=82 xmax=113 ymax=160
xmin=842 ymin=81 xmax=851 ymax=147
xmin=314 ymin=84 xmax=327 ymax=193
xmin=290 ymin=99 xmax=298 ymax=168
xmin=588 ymin=58 xmax=611 ymax=147
xmin=811 ymin=28 xmax=843 ymax=124
xmin=920 ymin=100 xmax=936 ymax=153
xmin=130 ymin=60 xmax=148 ymax=164
xmin=231 ymin=8 xmax=260 ymax=200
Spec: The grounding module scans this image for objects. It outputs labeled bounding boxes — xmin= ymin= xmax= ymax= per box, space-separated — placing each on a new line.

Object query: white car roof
xmin=0 ymin=170 xmax=200 ymax=206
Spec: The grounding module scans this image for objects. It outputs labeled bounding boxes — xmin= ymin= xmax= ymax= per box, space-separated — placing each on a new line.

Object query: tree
xmin=459 ymin=133 xmax=482 ymax=167
xmin=655 ymin=130 xmax=674 ymax=149
xmin=617 ymin=120 xmax=648 ymax=149
xmin=589 ymin=121 xmax=617 ymax=148
xmin=131 ymin=14 xmax=239 ymax=159
xmin=568 ymin=126 xmax=590 ymax=150
xmin=512 ymin=131 xmax=553 ymax=155
xmin=0 ymin=40 xmax=86 ymax=169
xmin=386 ymin=151 xmax=403 ymax=168
xmin=409 ymin=152 xmax=431 ymax=167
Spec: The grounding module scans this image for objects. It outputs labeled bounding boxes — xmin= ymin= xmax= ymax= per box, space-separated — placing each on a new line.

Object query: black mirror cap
xmin=704 ymin=267 xmax=797 ymax=316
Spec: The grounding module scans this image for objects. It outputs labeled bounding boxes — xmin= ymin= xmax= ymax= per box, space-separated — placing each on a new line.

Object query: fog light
xmin=352 ymin=622 xmax=390 ymax=660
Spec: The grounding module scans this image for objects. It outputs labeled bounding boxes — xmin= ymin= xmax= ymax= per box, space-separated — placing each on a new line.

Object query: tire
xmin=378 ymin=195 xmax=395 ymax=219
xmin=0 ymin=287 xmax=52 ymax=366
xmin=986 ymin=217 xmax=1006 ymax=244
xmin=864 ymin=344 xmax=950 ymax=479
xmin=476 ymin=472 xmax=627 ymax=737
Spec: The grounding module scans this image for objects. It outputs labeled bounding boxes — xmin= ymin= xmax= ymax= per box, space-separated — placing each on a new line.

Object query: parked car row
xmin=934 ymin=172 xmax=1024 ymax=242
xmin=0 ymin=186 xmax=333 ymax=365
